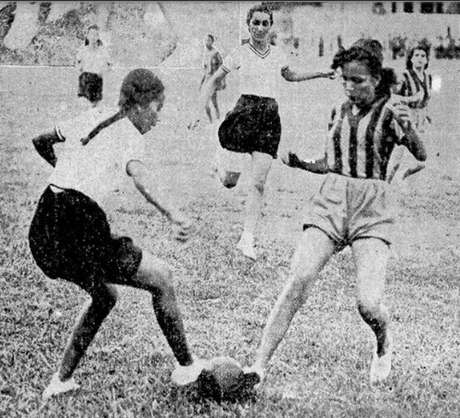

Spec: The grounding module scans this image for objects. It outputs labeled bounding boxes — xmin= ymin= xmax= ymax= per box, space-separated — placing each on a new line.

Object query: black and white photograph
xmin=0 ymin=1 xmax=458 ymax=416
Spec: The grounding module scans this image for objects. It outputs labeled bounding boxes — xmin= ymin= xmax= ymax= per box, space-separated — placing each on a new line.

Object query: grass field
xmin=0 ymin=55 xmax=459 ymax=417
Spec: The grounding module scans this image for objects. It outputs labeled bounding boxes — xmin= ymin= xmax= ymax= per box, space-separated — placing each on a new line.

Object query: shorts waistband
xmin=240 ymin=94 xmax=277 ymax=103
xmin=49 ymin=184 xmax=67 ymax=194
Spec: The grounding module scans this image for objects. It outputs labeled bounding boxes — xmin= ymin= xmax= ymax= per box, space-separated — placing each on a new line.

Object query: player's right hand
xmin=281 ymin=151 xmax=301 ymax=168
xmin=170 ymin=211 xmax=193 ymax=242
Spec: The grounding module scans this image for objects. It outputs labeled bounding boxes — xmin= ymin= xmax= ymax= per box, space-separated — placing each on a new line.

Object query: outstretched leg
xmin=237 ymin=151 xmax=273 ymax=260
xmin=352 ymin=238 xmax=392 ymax=384
xmin=248 ymin=228 xmax=335 ymax=380
xmin=211 ymin=91 xmax=220 ymax=120
xmin=114 ymin=251 xmax=205 ymax=385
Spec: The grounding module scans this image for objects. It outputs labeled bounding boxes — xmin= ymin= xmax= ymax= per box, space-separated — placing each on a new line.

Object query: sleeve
xmin=222 ymin=47 xmax=241 ymax=73
xmin=388 ymin=112 xmax=406 ymax=145
xmin=55 ymin=117 xmax=77 ymax=141
xmin=55 ymin=110 xmax=94 ymax=142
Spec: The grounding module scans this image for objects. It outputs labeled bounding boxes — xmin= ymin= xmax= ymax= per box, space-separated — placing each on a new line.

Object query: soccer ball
xmin=197 ymin=356 xmax=246 ymax=400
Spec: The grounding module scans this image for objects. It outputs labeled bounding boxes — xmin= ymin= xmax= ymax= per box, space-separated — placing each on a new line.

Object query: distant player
xmin=190 ymin=3 xmax=334 ymax=260
xmin=76 ymin=24 xmax=112 ymax=107
xmin=244 ymin=39 xmax=426 ymax=386
xmin=200 ymin=34 xmax=225 ymax=123
xmin=388 ymin=43 xmax=432 ymax=182
xmin=29 ymin=69 xmax=207 ymax=399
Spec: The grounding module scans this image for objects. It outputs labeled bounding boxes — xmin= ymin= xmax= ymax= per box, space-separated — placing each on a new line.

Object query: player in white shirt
xmin=191 ymin=4 xmax=334 ymax=260
xmin=29 ymin=69 xmax=207 ymax=399
xmin=76 ymin=24 xmax=112 ymax=107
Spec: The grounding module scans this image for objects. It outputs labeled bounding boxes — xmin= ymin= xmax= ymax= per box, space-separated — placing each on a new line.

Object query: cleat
xmin=236 ymin=234 xmax=257 ymax=260
xmin=171 ymin=358 xmax=209 ymax=386
xmin=242 ymin=365 xmax=264 ymax=390
xmin=370 ymin=334 xmax=393 ymax=384
xmin=42 ymin=372 xmax=80 ymax=400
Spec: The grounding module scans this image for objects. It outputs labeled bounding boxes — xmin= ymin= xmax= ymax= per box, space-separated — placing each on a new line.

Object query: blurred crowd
xmin=389 ymin=31 xmax=460 ymax=60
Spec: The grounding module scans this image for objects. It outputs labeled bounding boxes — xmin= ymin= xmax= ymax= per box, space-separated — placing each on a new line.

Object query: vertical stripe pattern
xmin=325 ymin=97 xmax=402 ymax=180
xmin=401 ymin=69 xmax=431 ymax=108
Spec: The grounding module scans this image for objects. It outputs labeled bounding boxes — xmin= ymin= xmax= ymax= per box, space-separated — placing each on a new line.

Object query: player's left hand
xmin=391 ymin=103 xmax=413 ymax=126
xmin=326 ymin=70 xmax=337 ymax=79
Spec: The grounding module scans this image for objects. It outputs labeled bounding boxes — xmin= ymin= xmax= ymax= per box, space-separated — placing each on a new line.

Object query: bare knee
xmin=147 ymin=259 xmax=175 ymax=297
xmin=221 ymin=172 xmax=239 ymax=189
xmin=222 ymin=178 xmax=237 ymax=189
xmin=284 ymin=269 xmax=316 ymax=306
xmin=357 ymin=297 xmax=381 ymax=319
xmin=92 ymin=284 xmax=118 ymax=312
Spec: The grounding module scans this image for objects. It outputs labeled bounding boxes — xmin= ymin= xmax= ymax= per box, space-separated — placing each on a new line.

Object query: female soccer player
xmin=200 ymin=34 xmax=225 ymax=123
xmin=29 ymin=69 xmax=207 ymax=399
xmin=244 ymin=39 xmax=426 ymax=386
xmin=76 ymin=24 xmax=112 ymax=107
xmin=388 ymin=43 xmax=432 ymax=182
xmin=191 ymin=3 xmax=334 ymax=260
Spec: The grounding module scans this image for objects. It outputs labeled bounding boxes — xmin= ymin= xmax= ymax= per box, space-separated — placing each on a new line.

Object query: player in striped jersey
xmin=190 ymin=3 xmax=334 ymax=260
xmin=243 ymin=39 xmax=426 ymax=386
xmin=388 ymin=44 xmax=432 ymax=182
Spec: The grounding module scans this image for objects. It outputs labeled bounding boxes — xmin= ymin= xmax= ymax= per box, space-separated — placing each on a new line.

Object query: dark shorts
xmin=28 ymin=186 xmax=142 ymax=292
xmin=78 ymin=72 xmax=103 ymax=103
xmin=218 ymin=95 xmax=281 ymax=159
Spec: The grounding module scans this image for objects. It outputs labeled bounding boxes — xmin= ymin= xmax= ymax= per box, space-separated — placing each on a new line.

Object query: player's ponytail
xmin=81 ymin=69 xmax=164 ymax=146
xmin=80 ymin=111 xmax=125 ymax=145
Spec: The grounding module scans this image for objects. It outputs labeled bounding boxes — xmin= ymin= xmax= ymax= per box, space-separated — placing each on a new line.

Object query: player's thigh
xmin=352 ymin=238 xmax=390 ymax=305
xmin=290 ymin=227 xmax=336 ymax=281
xmin=110 ymin=250 xmax=173 ymax=293
xmin=250 ymin=151 xmax=273 ymax=186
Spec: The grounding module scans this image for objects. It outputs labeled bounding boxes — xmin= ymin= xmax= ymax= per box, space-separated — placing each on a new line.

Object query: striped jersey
xmin=399 ymin=69 xmax=432 ymax=109
xmin=324 ymin=96 xmax=406 ymax=181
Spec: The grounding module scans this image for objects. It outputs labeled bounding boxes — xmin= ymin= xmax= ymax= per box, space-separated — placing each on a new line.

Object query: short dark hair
xmin=331 ymin=44 xmax=383 ymax=79
xmin=331 ymin=38 xmax=397 ymax=99
xmin=246 ymin=4 xmax=273 ymax=27
xmin=406 ymin=44 xmax=430 ymax=70
xmin=119 ymin=68 xmax=165 ymax=110
xmin=206 ymin=33 xmax=215 ymax=42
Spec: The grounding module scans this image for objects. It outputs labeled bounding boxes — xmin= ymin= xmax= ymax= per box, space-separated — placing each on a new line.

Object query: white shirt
xmin=222 ymin=42 xmax=287 ymax=99
xmin=49 ymin=107 xmax=145 ymax=209
xmin=76 ymin=45 xmax=111 ymax=75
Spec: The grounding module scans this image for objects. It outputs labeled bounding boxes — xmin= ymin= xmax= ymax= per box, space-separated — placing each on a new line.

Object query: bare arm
xmin=389 ymin=103 xmax=427 ymax=161
xmin=281 ymin=65 xmax=335 ymax=82
xmin=282 ymin=152 xmax=328 ymax=174
xmin=127 ymin=160 xmax=188 ymax=224
xmin=32 ymin=130 xmax=64 ymax=167
xmin=400 ymin=126 xmax=427 ymax=161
